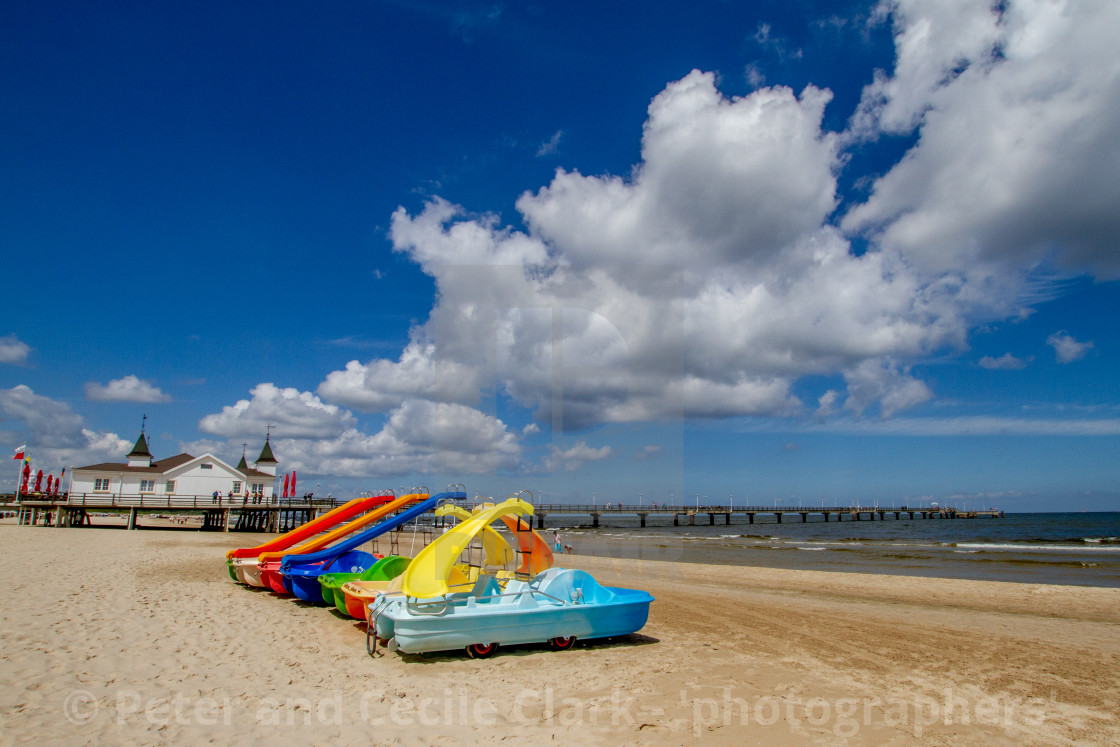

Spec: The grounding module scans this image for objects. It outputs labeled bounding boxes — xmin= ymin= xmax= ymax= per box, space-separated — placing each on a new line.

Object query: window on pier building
xmin=232 ymin=481 xmax=242 ymax=495
xmin=165 ymin=481 xmax=175 ymax=494
xmin=94 ymin=478 xmax=110 ymax=491
xmin=139 ymin=479 xmax=155 ymax=493
xmin=252 ymin=482 xmax=264 ymax=495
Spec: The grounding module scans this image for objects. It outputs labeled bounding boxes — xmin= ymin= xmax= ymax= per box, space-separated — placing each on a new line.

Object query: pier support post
xmin=591 ymin=512 xmax=600 ymax=528
xmin=673 ymin=514 xmax=679 ymax=526
xmin=709 ymin=513 xmax=715 ymax=525
xmin=127 ymin=507 xmax=138 ymax=530
xmin=689 ymin=513 xmax=695 ymax=526
xmin=800 ymin=512 xmax=808 ymax=523
xmin=747 ymin=513 xmax=754 ymax=524
xmin=638 ymin=513 xmax=648 ymax=527
xmin=776 ymin=513 xmax=782 ymax=524
xmin=537 ymin=513 xmax=546 ymax=529
xmin=725 ymin=513 xmax=731 ymax=525
xmin=824 ymin=512 xmax=830 ymax=522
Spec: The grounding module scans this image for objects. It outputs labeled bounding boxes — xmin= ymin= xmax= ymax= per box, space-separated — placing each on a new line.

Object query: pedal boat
xmin=282 ymin=550 xmax=379 ymax=603
xmin=371 ymin=567 xmax=653 ymax=657
xmin=319 ymin=555 xmax=410 ymax=610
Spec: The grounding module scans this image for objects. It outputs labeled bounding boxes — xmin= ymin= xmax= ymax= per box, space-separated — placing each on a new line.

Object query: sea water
xmin=545 ymin=512 xmax=1120 ymax=587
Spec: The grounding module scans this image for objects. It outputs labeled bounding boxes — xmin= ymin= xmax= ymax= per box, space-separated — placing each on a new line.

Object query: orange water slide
xmin=500 ymin=515 xmax=554 ymax=576
xmin=226 ymin=494 xmax=394 ymax=560
xmin=255 ymin=493 xmax=428 ymax=563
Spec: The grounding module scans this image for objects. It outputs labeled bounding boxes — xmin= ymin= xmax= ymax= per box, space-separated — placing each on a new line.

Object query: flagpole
xmin=14 ymin=448 xmax=27 ymax=503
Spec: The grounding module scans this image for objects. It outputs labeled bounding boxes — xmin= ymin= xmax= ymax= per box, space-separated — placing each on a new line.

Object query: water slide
xmin=401 ymin=497 xmax=542 ymax=599
xmin=434 ymin=504 xmax=516 ymax=568
xmin=226 ymin=493 xmax=394 ymax=583
xmin=499 ymin=515 xmax=553 ymax=577
xmin=259 ymin=493 xmax=429 ymax=564
xmin=279 ymin=489 xmax=467 ymax=600
xmin=227 ymin=494 xmax=394 ymax=560
xmin=248 ymin=493 xmax=429 ymax=590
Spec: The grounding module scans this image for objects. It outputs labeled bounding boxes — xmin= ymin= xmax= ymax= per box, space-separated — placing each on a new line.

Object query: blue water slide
xmin=280 ymin=490 xmax=464 ymax=600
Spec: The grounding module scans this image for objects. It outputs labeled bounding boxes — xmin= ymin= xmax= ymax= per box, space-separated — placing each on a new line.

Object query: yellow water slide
xmin=434 ymin=504 xmax=516 ymax=568
xmin=402 ymin=498 xmax=540 ymax=598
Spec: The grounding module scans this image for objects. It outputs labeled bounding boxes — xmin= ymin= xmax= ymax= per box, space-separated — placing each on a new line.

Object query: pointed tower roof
xmin=253 ymin=435 xmax=278 ymax=477
xmin=256 ymin=436 xmax=277 ymax=464
xmin=127 ymin=428 xmax=153 ymax=468
xmin=128 ymin=432 xmax=151 ymax=458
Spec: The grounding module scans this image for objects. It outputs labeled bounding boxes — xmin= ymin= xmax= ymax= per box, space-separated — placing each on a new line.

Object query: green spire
xmin=256 ymin=436 xmax=277 ymax=464
xmin=127 ymin=431 xmax=151 ymax=458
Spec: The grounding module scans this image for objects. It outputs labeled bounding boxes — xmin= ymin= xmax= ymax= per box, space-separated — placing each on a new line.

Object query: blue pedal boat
xmin=283 ymin=550 xmax=378 ymax=603
xmin=371 ymin=567 xmax=654 ymax=658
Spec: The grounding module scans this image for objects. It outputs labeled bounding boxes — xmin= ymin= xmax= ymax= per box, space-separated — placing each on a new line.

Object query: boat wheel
xmin=465 ymin=642 xmax=497 ymax=659
xmin=548 ymin=636 xmax=577 ymax=651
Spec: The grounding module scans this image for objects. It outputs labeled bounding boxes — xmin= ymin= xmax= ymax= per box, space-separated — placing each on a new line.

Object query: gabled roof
xmin=74 ymin=452 xmax=272 ymax=478
xmin=75 ymin=453 xmax=194 ymax=474
xmin=127 ymin=432 xmax=152 ymax=458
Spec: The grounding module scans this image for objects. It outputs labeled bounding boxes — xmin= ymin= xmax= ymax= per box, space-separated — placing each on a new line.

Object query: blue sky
xmin=2 ymin=0 xmax=1118 ymax=510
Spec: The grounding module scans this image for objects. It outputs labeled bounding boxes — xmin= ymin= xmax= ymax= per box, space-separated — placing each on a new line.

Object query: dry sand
xmin=1 ymin=524 xmax=1117 ymax=745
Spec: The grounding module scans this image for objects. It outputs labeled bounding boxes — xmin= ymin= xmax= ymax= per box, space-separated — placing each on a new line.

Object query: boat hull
xmin=283 ymin=550 xmax=376 ymax=604
xmin=260 ymin=561 xmax=291 ymax=594
xmin=341 ymin=580 xmax=395 ymax=620
xmin=232 ymin=558 xmax=264 ymax=587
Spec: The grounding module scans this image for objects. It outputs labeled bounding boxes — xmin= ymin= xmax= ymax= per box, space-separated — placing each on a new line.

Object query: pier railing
xmin=0 ymin=493 xmax=339 ymax=510
xmin=529 ymin=503 xmax=971 ymax=514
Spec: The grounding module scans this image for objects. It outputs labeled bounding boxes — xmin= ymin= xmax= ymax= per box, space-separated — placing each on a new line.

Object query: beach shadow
xmin=388 ymin=632 xmax=660 ymax=664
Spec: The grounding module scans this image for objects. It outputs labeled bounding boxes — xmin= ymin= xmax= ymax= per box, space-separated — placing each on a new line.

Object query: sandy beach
xmin=1 ymin=524 xmax=1117 ymax=745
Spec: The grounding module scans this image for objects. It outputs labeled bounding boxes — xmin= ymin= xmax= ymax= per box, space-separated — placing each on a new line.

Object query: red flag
xmin=282 ymin=473 xmax=290 ymax=498
xmin=47 ymin=475 xmax=54 ymax=493
xmin=13 ymin=444 xmax=26 ymax=460
xmin=291 ymin=470 xmax=297 ymax=496
xmin=34 ymin=469 xmax=43 ymax=492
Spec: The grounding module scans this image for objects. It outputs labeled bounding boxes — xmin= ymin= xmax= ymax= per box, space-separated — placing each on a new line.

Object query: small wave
xmin=954 ymin=543 xmax=1120 ymax=553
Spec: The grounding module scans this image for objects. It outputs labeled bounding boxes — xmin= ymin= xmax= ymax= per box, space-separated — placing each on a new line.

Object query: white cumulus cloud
xmin=315 ymin=1 xmax=1119 ymax=446
xmin=0 ymin=385 xmax=131 ymax=472
xmin=549 ymin=441 xmax=613 ymax=472
xmin=349 ymin=70 xmax=968 ymax=431
xmin=1047 ymin=331 xmax=1094 ymax=362
xmin=0 ymin=335 xmax=31 ymax=366
xmin=978 ymin=353 xmax=1029 ymax=370
xmin=84 ymin=375 xmax=172 ymax=403
xmin=844 ymin=0 xmax=1120 ymax=278
xmin=199 ymin=385 xmax=521 ymax=478
xmin=199 ymin=383 xmax=356 ymax=439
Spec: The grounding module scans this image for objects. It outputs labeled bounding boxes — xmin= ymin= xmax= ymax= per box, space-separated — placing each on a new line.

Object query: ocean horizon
xmin=541 ymin=511 xmax=1120 ymax=588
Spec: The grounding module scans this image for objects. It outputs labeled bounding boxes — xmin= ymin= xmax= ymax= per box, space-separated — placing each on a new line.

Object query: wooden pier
xmin=0 ymin=493 xmax=331 ymax=532
xmin=2 ymin=493 xmax=1004 ymax=533
xmin=528 ymin=503 xmax=1004 ymax=528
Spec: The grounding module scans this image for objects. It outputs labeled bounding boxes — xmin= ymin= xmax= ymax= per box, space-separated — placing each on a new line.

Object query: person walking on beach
xmin=553 ymin=530 xmax=563 ymax=553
